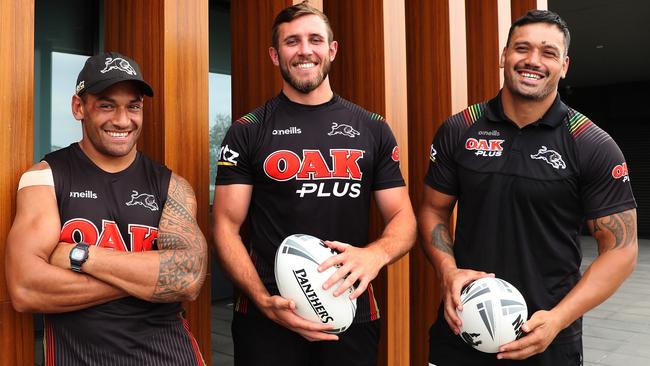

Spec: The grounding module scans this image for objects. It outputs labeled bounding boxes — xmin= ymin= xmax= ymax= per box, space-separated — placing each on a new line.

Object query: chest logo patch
xmin=465 ymin=138 xmax=504 ymax=157
xmin=430 ymin=145 xmax=437 ymax=163
xmin=328 ymin=123 xmax=360 ymax=138
xmin=126 ymin=190 xmax=159 ymax=211
xmin=530 ymin=146 xmax=566 ymax=170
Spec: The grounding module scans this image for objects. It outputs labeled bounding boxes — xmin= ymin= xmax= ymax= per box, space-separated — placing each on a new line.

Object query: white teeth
xmin=297 ymin=63 xmax=315 ymax=69
xmin=521 ymin=72 xmax=541 ymax=80
xmin=107 ymin=131 xmax=128 ymax=138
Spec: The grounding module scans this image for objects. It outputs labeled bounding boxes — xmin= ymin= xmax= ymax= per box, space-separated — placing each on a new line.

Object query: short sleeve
xmin=424 ymin=118 xmax=462 ymax=195
xmin=578 ymin=128 xmax=636 ymax=219
xmin=214 ymin=121 xmax=254 ymax=185
xmin=372 ymin=121 xmax=405 ymax=190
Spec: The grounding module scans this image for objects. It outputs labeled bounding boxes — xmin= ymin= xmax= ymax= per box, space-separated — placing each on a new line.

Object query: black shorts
xmin=428 ymin=324 xmax=583 ymax=366
xmin=232 ymin=311 xmax=380 ymax=366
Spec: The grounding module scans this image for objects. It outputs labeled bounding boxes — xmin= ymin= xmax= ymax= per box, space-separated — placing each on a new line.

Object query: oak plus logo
xmin=264 ymin=149 xmax=364 ymax=198
xmin=101 ymin=57 xmax=136 ymax=75
xmin=465 ymin=138 xmax=504 ymax=157
xmin=60 ymin=218 xmax=158 ymax=252
xmin=612 ymin=162 xmax=630 ymax=182
xmin=328 ymin=123 xmax=360 ymax=138
xmin=530 ymin=146 xmax=566 ymax=169
xmin=126 ymin=190 xmax=159 ymax=211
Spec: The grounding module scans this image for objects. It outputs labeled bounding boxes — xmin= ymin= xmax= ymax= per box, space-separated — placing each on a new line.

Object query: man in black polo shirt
xmin=420 ymin=10 xmax=637 ymax=366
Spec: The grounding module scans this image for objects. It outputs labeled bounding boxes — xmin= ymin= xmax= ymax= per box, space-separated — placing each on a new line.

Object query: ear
xmin=71 ymin=95 xmax=85 ymax=121
xmin=328 ymin=40 xmax=338 ymax=62
xmin=269 ymin=47 xmax=280 ymax=66
xmin=499 ymin=47 xmax=507 ymax=68
xmin=560 ymin=56 xmax=570 ymax=79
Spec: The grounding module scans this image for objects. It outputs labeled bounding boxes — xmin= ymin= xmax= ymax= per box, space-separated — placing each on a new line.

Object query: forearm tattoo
xmin=432 ymin=223 xmax=454 ymax=256
xmin=590 ymin=209 xmax=637 ymax=253
xmin=151 ymin=174 xmax=207 ymax=302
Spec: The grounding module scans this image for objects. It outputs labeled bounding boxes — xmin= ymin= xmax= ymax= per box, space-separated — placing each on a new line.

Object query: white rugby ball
xmin=274 ymin=234 xmax=357 ymax=334
xmin=457 ymin=277 xmax=528 ymax=353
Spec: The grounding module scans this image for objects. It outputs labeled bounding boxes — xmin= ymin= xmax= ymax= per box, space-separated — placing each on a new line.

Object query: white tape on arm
xmin=18 ymin=169 xmax=54 ymax=190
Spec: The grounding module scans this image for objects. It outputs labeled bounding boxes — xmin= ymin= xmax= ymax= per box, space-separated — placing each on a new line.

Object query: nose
xmin=113 ymin=106 xmax=131 ymax=128
xmin=525 ymin=48 xmax=542 ymax=67
xmin=297 ymin=39 xmax=312 ymax=56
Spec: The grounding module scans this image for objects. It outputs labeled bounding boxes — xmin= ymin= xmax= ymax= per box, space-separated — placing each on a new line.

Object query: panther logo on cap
xmin=101 ymin=57 xmax=136 ymax=76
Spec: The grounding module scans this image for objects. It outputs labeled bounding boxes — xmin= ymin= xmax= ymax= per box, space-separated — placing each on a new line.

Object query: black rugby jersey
xmin=43 ymin=144 xmax=204 ymax=366
xmin=425 ymin=92 xmax=636 ymax=344
xmin=216 ymin=92 xmax=405 ymax=323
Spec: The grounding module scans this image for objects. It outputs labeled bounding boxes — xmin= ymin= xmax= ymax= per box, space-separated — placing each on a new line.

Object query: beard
xmin=279 ymin=56 xmax=332 ymax=94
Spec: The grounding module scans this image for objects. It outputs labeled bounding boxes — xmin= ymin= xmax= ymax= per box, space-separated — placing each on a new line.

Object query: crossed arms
xmin=5 ymin=163 xmax=207 ymax=313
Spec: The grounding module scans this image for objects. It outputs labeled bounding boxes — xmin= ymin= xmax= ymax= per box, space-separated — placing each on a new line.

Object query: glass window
xmin=209 ymin=73 xmax=232 ymax=202
xmin=50 ymin=52 xmax=87 ymax=151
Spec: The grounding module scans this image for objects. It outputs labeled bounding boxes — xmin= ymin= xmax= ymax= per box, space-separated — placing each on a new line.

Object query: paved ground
xmin=211 ymin=236 xmax=650 ymax=366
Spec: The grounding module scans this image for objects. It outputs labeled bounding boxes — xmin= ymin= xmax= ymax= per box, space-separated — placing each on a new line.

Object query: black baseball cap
xmin=75 ymin=52 xmax=154 ymax=97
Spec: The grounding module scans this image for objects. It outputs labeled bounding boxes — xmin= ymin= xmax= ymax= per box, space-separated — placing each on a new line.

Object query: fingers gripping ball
xmin=275 ymin=234 xmax=357 ymax=334
xmin=457 ymin=277 xmax=528 ymax=353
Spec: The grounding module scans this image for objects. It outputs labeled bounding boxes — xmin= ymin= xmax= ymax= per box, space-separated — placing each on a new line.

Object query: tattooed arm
xmin=498 ymin=209 xmax=638 ymax=360
xmin=418 ymin=186 xmax=494 ymax=334
xmin=49 ymin=173 xmax=208 ymax=303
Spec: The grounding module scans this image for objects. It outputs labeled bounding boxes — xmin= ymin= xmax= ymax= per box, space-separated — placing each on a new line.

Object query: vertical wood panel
xmin=511 ymin=0 xmax=547 ymax=21
xmin=0 ymin=0 xmax=35 ymax=364
xmin=231 ymin=0 xmax=291 ymax=121
xmin=382 ymin=2 xmax=410 ymax=365
xmin=104 ymin=0 xmax=165 ymax=163
xmin=325 ymin=1 xmax=410 ymax=364
xmin=105 ymin=1 xmax=211 ymax=363
xmin=405 ymin=1 xmax=453 ymax=364
xmin=466 ymin=0 xmax=501 ymax=104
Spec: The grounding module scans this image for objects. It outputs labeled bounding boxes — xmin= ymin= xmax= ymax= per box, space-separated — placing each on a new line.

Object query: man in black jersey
xmin=212 ymin=2 xmax=416 ymax=365
xmin=420 ymin=10 xmax=637 ymax=366
xmin=6 ymin=52 xmax=207 ymax=365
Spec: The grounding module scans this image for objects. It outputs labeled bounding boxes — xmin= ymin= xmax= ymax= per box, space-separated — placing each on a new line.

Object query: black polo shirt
xmin=425 ymin=92 xmax=636 ymax=343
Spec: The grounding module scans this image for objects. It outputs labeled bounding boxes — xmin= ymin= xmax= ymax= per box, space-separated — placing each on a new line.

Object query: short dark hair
xmin=507 ymin=10 xmax=571 ymax=55
xmin=271 ymin=0 xmax=334 ymax=50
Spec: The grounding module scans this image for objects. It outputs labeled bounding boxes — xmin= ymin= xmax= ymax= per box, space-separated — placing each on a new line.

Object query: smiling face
xmin=270 ymin=14 xmax=338 ymax=95
xmin=73 ymin=81 xmax=144 ymax=161
xmin=501 ymin=22 xmax=570 ymax=102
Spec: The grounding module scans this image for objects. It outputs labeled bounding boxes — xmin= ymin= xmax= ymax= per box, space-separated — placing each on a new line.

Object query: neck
xmin=78 ymin=140 xmax=137 ymax=173
xmin=282 ymin=78 xmax=334 ymax=105
xmin=501 ymin=88 xmax=557 ymax=128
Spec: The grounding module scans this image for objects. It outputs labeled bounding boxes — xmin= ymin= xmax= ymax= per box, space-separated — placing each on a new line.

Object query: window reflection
xmin=209 ymin=73 xmax=232 ymax=202
xmin=51 ymin=52 xmax=86 ymax=151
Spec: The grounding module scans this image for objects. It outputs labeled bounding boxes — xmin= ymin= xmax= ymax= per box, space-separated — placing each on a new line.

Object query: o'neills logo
xmin=293 ymin=269 xmax=334 ymax=323
xmin=465 ymin=138 xmax=504 ymax=157
xmin=273 ymin=127 xmax=302 ymax=135
xmin=70 ymin=190 xmax=98 ymax=199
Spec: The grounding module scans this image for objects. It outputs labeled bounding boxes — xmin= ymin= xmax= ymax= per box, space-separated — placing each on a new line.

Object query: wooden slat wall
xmin=405 ymin=0 xmax=453 ymax=364
xmin=231 ymin=0 xmax=291 ymax=121
xmin=511 ymin=0 xmax=547 ymax=21
xmin=0 ymin=0 xmax=35 ymax=365
xmin=104 ymin=1 xmax=211 ymax=363
xmin=324 ymin=1 xmax=409 ymax=365
xmin=466 ymin=0 xmax=501 ymax=104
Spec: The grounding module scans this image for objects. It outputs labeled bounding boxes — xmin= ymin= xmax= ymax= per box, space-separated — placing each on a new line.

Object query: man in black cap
xmin=6 ymin=52 xmax=207 ymax=365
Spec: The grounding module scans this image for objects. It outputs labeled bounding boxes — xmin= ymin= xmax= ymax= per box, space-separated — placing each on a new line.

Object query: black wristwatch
xmin=69 ymin=243 xmax=90 ymax=273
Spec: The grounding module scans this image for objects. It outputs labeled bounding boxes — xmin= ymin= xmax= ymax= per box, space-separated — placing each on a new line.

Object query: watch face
xmin=71 ymin=248 xmax=86 ymax=261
